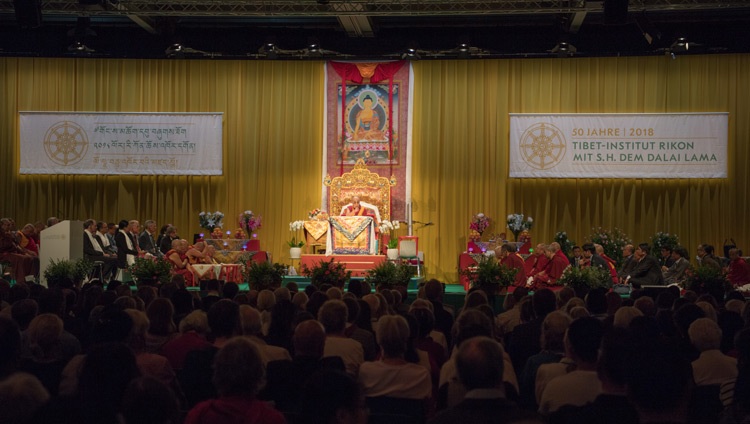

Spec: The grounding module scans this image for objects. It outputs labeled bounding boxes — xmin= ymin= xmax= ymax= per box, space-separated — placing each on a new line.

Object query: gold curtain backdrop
xmin=1 ymin=55 xmax=748 ymax=283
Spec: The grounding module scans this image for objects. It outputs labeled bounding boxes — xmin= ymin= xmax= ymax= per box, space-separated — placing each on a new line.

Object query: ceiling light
xmin=671 ymin=37 xmax=689 ymax=52
xmin=67 ymin=41 xmax=94 ymax=54
xmin=550 ymin=41 xmax=577 ymax=57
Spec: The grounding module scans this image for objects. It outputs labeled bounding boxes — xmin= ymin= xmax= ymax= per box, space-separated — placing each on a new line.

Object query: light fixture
xmin=307 ymin=37 xmax=320 ymax=55
xmin=550 ymin=41 xmax=577 ymax=57
xmin=401 ymin=42 xmax=421 ymax=60
xmin=67 ymin=41 xmax=94 ymax=54
xmin=457 ymin=43 xmax=471 ymax=59
xmin=165 ymin=43 xmax=184 ymax=58
xmin=670 ymin=37 xmax=689 ymax=52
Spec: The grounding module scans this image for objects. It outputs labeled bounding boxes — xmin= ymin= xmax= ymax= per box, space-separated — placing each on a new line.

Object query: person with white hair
xmin=689 ymin=317 xmax=738 ymax=386
xmin=357 ymin=314 xmax=431 ymax=400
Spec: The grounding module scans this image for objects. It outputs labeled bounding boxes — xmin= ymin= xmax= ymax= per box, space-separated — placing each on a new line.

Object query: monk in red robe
xmin=166 ymin=239 xmax=194 ymax=286
xmin=534 ymin=244 xmax=570 ymax=285
xmin=596 ymin=244 xmax=619 ymax=284
xmin=726 ymin=248 xmax=750 ymax=287
xmin=497 ymin=243 xmax=527 ymax=286
xmin=524 ymin=244 xmax=549 ymax=277
xmin=341 ymin=196 xmax=376 ymax=219
xmin=0 ymin=218 xmax=39 ymax=283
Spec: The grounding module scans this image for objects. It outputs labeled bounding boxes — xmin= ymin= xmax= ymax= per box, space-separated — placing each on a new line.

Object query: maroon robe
xmin=535 ymin=254 xmax=569 ymax=285
xmin=502 ymin=253 xmax=528 ymax=286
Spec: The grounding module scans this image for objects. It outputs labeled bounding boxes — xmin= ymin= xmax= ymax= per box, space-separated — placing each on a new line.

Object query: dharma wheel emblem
xmin=519 ymin=122 xmax=566 ymax=170
xmin=43 ymin=121 xmax=89 ymax=166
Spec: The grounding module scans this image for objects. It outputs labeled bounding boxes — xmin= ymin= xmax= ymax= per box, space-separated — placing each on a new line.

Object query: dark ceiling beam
xmin=0 ymin=0 xmax=748 ymax=17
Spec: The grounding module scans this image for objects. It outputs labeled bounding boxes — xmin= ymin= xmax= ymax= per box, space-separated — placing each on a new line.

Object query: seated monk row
xmin=166 ymin=239 xmax=217 ymax=287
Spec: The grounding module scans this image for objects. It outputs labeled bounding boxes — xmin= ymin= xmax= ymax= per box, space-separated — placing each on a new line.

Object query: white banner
xmin=509 ymin=113 xmax=728 ymax=178
xmin=19 ymin=112 xmax=223 ymax=175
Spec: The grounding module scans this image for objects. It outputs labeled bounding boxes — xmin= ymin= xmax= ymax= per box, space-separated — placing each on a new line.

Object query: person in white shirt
xmin=319 ymin=300 xmax=364 ymax=376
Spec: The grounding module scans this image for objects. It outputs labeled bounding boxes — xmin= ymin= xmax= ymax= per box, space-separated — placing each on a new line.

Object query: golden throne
xmin=324 ymin=158 xmax=396 ymax=223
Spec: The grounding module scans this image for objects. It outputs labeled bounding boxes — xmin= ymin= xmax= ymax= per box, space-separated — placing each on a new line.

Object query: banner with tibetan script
xmin=509 ymin=113 xmax=728 ymax=179
xmin=323 ymin=61 xmax=413 ymax=221
xmin=19 ymin=112 xmax=223 ymax=175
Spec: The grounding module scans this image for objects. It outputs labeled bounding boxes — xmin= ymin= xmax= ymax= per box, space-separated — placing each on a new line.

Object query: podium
xmin=39 ymin=220 xmax=84 ymax=287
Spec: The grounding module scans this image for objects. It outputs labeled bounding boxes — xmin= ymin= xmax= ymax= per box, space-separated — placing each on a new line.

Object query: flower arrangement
xmin=378 ymin=220 xmax=400 ymax=234
xmin=238 ymin=210 xmax=262 ymax=235
xmin=651 ymin=232 xmax=680 ymax=253
xmin=557 ymin=265 xmax=611 ymax=294
xmin=588 ymin=227 xmax=632 ymax=268
xmin=507 ymin=213 xmax=533 ymax=241
xmin=308 ymin=208 xmax=329 ymax=221
xmin=288 ymin=220 xmax=305 ymax=248
xmin=387 ymin=238 xmax=399 ymax=249
xmin=365 ymin=261 xmax=413 ymax=289
xmin=301 ymin=258 xmax=352 ymax=289
xmin=128 ymin=256 xmax=173 ymax=285
xmin=199 ymin=211 xmax=224 ymax=232
xmin=470 ymin=213 xmax=490 ymax=235
xmin=460 ymin=256 xmax=517 ymax=291
xmin=554 ymin=231 xmax=576 ymax=257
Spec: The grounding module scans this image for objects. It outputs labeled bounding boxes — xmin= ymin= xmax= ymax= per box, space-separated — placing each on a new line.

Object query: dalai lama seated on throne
xmin=340 ymin=196 xmax=380 ymax=224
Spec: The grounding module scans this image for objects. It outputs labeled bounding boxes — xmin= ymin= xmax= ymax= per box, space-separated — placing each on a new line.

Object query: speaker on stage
xmin=604 ymin=0 xmax=628 ymax=25
xmin=13 ymin=0 xmax=42 ymax=29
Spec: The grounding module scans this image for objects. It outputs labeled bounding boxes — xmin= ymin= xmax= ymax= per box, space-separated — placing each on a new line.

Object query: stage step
xmin=299 ymin=254 xmax=386 ymax=277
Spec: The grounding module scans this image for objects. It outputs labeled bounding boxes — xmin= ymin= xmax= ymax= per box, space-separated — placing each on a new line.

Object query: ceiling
xmin=1 ymin=0 xmax=749 ymax=60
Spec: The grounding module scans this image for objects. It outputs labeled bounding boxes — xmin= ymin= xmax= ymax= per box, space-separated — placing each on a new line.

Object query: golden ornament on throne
xmin=325 ymin=158 xmax=396 ymax=226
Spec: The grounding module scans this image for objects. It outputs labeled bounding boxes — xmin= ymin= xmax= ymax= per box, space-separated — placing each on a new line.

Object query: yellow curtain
xmin=1 ymin=55 xmax=748 ymax=282
xmin=0 ymin=58 xmax=325 ymax=265
xmin=412 ymin=55 xmax=750 ymax=282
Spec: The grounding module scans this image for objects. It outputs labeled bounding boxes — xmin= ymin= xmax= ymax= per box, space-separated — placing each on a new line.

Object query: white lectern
xmin=39 ymin=220 xmax=84 ymax=287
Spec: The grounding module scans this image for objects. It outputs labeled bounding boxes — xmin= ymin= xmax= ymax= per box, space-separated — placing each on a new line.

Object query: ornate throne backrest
xmin=325 ymin=159 xmax=396 ymax=222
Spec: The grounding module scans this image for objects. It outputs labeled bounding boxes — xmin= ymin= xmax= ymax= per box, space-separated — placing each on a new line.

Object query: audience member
xmin=184 ymin=337 xmax=285 ymax=424
xmin=538 ymin=317 xmax=604 ymax=415
xmin=319 ymin=300 xmax=364 ymax=376
xmin=119 ymin=376 xmax=181 ymax=424
xmin=159 ymin=309 xmax=211 ymax=371
xmin=431 ymin=336 xmax=540 ymax=424
xmin=0 ymin=372 xmax=50 ymax=424
xmin=262 ymin=320 xmax=345 ymax=412
xmin=689 ymin=317 xmax=738 ymax=386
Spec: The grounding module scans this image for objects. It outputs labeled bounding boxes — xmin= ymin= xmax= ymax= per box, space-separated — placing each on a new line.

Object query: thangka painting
xmin=324 ymin=61 xmax=412 ymax=222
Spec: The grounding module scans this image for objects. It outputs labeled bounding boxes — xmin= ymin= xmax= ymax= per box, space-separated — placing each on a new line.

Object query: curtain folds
xmin=1 ymin=55 xmax=748 ymax=282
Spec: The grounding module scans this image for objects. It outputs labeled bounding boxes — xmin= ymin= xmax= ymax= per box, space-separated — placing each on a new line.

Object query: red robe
xmin=166 ymin=249 xmax=194 ymax=286
xmin=535 ymin=254 xmax=569 ymax=285
xmin=600 ymin=253 xmax=619 ymax=284
xmin=342 ymin=205 xmax=375 ymax=218
xmin=727 ymin=257 xmax=750 ymax=286
xmin=502 ymin=253 xmax=528 ymax=286
xmin=524 ymin=254 xmax=549 ymax=277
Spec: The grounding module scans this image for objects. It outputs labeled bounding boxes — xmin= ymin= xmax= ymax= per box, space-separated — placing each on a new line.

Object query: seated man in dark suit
xmin=82 ymin=219 xmax=117 ymax=281
xmin=261 ymin=319 xmax=344 ymax=412
xmin=663 ymin=246 xmax=691 ymax=285
xmin=624 ymin=243 xmax=664 ymax=286
xmin=431 ymin=336 xmax=539 ymax=424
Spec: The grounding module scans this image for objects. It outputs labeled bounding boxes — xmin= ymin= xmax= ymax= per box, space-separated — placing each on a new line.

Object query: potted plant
xmin=128 ymin=256 xmax=173 ymax=286
xmin=243 ymin=260 xmax=286 ymax=291
xmin=288 ymin=220 xmax=305 ymax=259
xmin=557 ymin=265 xmax=611 ymax=298
xmin=461 ymin=256 xmax=517 ymax=298
xmin=386 ymin=238 xmax=399 ymax=260
xmin=365 ymin=260 xmax=412 ymax=289
xmin=301 ymin=258 xmax=351 ymax=289
xmin=44 ymin=258 xmax=92 ymax=288
xmin=686 ymin=265 xmax=730 ymax=302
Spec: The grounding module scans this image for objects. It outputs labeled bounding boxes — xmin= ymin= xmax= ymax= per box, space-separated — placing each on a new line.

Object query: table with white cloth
xmin=326 ymin=216 xmax=377 ymax=255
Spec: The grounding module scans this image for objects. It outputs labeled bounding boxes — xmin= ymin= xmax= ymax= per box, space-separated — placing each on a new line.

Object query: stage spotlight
xmin=165 ymin=43 xmax=184 ymax=58
xmin=670 ymin=37 xmax=689 ymax=52
xmin=550 ymin=41 xmax=577 ymax=57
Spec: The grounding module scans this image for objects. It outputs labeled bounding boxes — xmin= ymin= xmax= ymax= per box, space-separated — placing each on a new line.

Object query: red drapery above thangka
xmin=324 ymin=61 xmax=412 ymax=222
